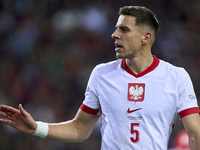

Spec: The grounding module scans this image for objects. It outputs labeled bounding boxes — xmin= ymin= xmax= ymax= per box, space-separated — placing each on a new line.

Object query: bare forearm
xmin=189 ymin=135 xmax=200 ymax=150
xmin=182 ymin=113 xmax=200 ymax=150
xmin=35 ymin=109 xmax=99 ymax=143
xmin=46 ymin=120 xmax=89 ymax=143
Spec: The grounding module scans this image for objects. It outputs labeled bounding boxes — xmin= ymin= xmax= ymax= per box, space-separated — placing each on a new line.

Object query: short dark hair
xmin=119 ymin=6 xmax=160 ymax=38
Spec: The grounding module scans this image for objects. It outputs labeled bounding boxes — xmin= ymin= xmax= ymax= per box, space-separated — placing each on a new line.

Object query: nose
xmin=111 ymin=30 xmax=119 ymax=39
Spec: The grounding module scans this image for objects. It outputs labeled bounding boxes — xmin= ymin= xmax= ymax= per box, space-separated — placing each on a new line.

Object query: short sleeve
xmin=177 ymin=68 xmax=200 ymax=118
xmin=80 ymin=66 xmax=101 ymax=115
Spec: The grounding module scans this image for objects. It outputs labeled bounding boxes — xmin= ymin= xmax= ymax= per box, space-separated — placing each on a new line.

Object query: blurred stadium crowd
xmin=0 ymin=0 xmax=200 ymax=149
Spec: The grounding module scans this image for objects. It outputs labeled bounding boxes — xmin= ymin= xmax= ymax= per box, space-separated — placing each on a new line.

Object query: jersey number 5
xmin=130 ymin=123 xmax=140 ymax=143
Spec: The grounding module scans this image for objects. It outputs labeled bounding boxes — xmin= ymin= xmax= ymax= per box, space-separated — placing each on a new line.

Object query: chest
xmin=97 ymin=74 xmax=178 ymax=121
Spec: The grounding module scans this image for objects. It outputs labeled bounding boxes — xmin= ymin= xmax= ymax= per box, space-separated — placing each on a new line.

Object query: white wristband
xmin=32 ymin=121 xmax=49 ymax=138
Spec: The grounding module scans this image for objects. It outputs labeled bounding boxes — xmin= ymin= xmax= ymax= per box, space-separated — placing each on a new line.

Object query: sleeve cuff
xmin=80 ymin=104 xmax=99 ymax=115
xmin=179 ymin=107 xmax=200 ymax=119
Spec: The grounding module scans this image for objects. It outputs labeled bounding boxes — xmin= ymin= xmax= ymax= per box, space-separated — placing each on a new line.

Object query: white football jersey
xmin=80 ymin=56 xmax=199 ymax=150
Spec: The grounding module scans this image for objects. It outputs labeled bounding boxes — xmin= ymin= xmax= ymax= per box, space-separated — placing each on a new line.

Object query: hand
xmin=0 ymin=104 xmax=37 ymax=135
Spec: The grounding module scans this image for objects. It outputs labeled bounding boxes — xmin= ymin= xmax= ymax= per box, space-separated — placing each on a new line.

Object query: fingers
xmin=0 ymin=105 xmax=20 ymax=122
xmin=18 ymin=104 xmax=23 ymax=112
xmin=0 ymin=111 xmax=13 ymax=126
xmin=0 ymin=111 xmax=12 ymax=120
xmin=0 ymin=105 xmax=18 ymax=114
xmin=0 ymin=118 xmax=12 ymax=126
xmin=18 ymin=104 xmax=27 ymax=118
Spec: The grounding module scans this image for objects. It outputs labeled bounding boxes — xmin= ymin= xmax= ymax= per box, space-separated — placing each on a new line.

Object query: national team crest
xmin=127 ymin=83 xmax=145 ymax=102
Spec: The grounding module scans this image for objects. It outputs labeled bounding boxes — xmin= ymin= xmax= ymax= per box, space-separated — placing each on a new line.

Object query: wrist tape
xmin=32 ymin=121 xmax=49 ymax=138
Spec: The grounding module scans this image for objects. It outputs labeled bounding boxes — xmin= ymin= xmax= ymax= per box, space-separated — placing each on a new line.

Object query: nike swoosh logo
xmin=127 ymin=108 xmax=142 ymax=113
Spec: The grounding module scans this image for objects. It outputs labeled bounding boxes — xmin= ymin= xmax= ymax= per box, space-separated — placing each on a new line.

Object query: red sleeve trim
xmin=179 ymin=107 xmax=200 ymax=119
xmin=80 ymin=104 xmax=99 ymax=115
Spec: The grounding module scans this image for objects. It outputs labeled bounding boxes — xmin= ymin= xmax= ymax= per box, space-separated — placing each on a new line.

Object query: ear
xmin=142 ymin=32 xmax=152 ymax=45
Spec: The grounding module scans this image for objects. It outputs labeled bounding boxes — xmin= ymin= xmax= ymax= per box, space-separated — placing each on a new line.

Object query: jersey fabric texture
xmin=80 ymin=56 xmax=200 ymax=150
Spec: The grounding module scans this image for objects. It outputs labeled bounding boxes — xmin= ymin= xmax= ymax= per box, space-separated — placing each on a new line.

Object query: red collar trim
xmin=121 ymin=55 xmax=160 ymax=78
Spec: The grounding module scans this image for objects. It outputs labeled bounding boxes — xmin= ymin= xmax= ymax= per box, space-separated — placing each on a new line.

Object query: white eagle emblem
xmin=129 ymin=85 xmax=144 ymax=100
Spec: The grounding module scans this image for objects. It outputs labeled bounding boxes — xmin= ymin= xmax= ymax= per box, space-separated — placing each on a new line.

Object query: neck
xmin=125 ymin=54 xmax=154 ymax=75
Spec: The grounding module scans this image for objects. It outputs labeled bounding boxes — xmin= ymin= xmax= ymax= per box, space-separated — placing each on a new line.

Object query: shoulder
xmin=155 ymin=58 xmax=191 ymax=84
xmin=93 ymin=59 xmax=122 ymax=74
xmin=87 ymin=59 xmax=122 ymax=86
xmin=158 ymin=59 xmax=188 ymax=76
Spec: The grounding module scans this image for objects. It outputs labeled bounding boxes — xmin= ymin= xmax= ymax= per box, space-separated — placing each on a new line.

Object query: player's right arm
xmin=47 ymin=108 xmax=100 ymax=143
xmin=0 ymin=104 xmax=100 ymax=143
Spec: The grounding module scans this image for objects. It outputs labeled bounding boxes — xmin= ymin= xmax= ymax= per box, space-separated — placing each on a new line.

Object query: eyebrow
xmin=115 ymin=26 xmax=130 ymax=30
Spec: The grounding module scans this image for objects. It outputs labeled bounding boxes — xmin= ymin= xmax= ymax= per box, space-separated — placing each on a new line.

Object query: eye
xmin=122 ymin=29 xmax=127 ymax=32
xmin=120 ymin=27 xmax=129 ymax=33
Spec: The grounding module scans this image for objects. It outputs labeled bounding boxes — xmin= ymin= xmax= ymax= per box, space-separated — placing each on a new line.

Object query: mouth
xmin=114 ymin=42 xmax=123 ymax=51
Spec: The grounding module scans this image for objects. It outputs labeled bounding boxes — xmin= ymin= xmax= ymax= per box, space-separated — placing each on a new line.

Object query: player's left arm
xmin=182 ymin=113 xmax=200 ymax=150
